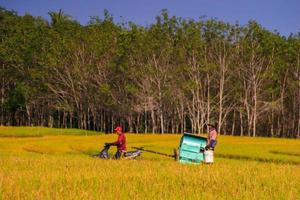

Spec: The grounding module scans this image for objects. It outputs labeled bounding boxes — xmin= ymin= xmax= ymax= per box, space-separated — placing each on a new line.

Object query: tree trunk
xmin=253 ymin=82 xmax=257 ymax=137
xmin=144 ymin=106 xmax=148 ymax=133
xmin=239 ymin=110 xmax=243 ymax=136
xmin=151 ymin=108 xmax=156 ymax=134
xmin=297 ymin=59 xmax=300 ymax=138
xmin=231 ymin=110 xmax=236 ymax=135
xmin=206 ymin=73 xmax=211 ymax=134
xmin=1 ymin=63 xmax=4 ymax=126
xmin=218 ymin=56 xmax=225 ymax=134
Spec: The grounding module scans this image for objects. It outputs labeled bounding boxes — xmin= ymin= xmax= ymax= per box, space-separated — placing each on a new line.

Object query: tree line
xmin=1 ymin=8 xmax=300 ymax=137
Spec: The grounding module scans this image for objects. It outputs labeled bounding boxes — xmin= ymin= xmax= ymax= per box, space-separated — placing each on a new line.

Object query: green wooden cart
xmin=178 ymin=132 xmax=207 ymax=164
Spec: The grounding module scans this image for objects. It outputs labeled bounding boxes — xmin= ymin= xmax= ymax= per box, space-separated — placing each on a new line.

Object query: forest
xmin=1 ymin=8 xmax=300 ymax=137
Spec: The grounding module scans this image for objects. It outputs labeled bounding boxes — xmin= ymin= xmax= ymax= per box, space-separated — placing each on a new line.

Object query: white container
xmin=204 ymin=150 xmax=214 ymax=163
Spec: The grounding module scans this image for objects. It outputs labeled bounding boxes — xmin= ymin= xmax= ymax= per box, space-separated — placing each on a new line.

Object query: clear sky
xmin=1 ymin=0 xmax=299 ymax=36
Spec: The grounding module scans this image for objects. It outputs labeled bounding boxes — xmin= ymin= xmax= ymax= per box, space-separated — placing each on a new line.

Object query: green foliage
xmin=125 ymin=83 xmax=138 ymax=95
xmin=5 ymin=83 xmax=27 ymax=112
xmin=1 ymin=7 xmax=300 ymax=137
xmin=99 ymin=83 xmax=112 ymax=96
xmin=0 ymin=126 xmax=100 ymax=137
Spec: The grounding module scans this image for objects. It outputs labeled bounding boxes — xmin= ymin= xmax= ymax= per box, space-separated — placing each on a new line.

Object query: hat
xmin=114 ymin=126 xmax=122 ymax=132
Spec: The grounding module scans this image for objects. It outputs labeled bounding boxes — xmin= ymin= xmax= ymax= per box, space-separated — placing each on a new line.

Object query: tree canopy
xmin=1 ymin=8 xmax=300 ymax=137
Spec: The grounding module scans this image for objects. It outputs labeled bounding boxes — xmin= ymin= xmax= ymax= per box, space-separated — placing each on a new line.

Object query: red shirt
xmin=113 ymin=133 xmax=126 ymax=151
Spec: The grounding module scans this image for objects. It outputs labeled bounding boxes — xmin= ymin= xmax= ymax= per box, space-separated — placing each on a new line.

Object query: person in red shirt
xmin=107 ymin=126 xmax=127 ymax=159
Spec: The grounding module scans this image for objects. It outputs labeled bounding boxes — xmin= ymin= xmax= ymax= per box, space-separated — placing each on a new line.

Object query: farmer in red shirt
xmin=107 ymin=126 xmax=127 ymax=159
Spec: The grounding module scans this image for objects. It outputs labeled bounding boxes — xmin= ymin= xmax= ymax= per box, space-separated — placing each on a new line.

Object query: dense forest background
xmin=1 ymin=8 xmax=300 ymax=137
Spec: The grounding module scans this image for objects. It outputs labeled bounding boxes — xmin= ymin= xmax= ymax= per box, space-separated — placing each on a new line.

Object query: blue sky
xmin=1 ymin=0 xmax=299 ymax=36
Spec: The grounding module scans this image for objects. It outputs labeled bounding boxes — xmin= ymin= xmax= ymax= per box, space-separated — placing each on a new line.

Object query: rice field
xmin=0 ymin=127 xmax=299 ymax=200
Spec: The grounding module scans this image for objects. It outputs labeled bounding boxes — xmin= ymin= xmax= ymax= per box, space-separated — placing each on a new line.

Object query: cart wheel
xmin=174 ymin=149 xmax=179 ymax=161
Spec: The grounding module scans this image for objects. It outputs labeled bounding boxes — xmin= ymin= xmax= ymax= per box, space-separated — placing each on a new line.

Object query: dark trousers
xmin=207 ymin=140 xmax=217 ymax=150
xmin=114 ymin=150 xmax=123 ymax=159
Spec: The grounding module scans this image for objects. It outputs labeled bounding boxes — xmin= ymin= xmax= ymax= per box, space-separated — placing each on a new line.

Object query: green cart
xmin=178 ymin=132 xmax=207 ymax=164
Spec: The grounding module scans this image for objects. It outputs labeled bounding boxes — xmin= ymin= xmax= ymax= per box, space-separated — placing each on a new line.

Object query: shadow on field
xmin=0 ymin=135 xmax=43 ymax=138
xmin=23 ymin=146 xmax=46 ymax=154
xmin=269 ymin=150 xmax=300 ymax=157
xmin=69 ymin=146 xmax=99 ymax=157
xmin=215 ymin=153 xmax=300 ymax=166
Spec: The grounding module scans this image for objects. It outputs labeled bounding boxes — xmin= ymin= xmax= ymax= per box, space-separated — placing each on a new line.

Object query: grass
xmin=0 ymin=126 xmax=100 ymax=137
xmin=0 ymin=127 xmax=300 ymax=199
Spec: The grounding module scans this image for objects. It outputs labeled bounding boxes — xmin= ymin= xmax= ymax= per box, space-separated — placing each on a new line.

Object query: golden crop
xmin=0 ymin=127 xmax=299 ymax=200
